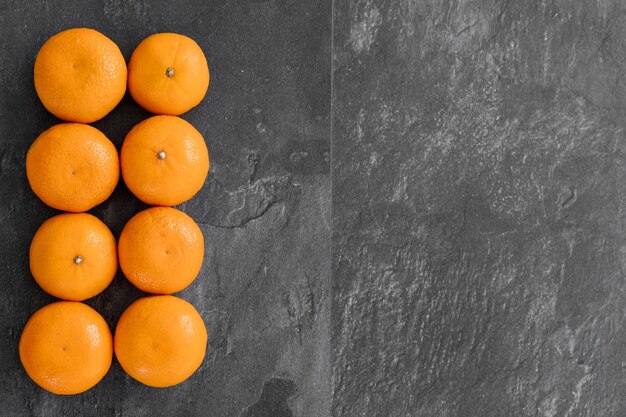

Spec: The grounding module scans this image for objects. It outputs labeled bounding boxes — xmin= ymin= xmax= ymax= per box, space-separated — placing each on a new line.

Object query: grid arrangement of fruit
xmin=20 ymin=28 xmax=211 ymax=395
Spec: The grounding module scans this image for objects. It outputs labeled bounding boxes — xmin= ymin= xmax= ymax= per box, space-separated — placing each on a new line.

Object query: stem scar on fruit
xmin=73 ymin=255 xmax=83 ymax=265
xmin=165 ymin=67 xmax=175 ymax=78
xmin=157 ymin=150 xmax=166 ymax=160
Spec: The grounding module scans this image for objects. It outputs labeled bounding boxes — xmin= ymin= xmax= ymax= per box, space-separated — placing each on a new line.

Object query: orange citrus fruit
xmin=19 ymin=301 xmax=113 ymax=395
xmin=34 ymin=28 xmax=127 ymax=123
xmin=120 ymin=115 xmax=209 ymax=206
xmin=114 ymin=295 xmax=207 ymax=387
xmin=30 ymin=213 xmax=117 ymax=301
xmin=118 ymin=207 xmax=204 ymax=294
xmin=26 ymin=123 xmax=119 ymax=212
xmin=128 ymin=33 xmax=209 ymax=115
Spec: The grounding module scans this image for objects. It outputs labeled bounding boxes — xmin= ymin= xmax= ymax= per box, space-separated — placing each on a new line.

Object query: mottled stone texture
xmin=333 ymin=0 xmax=626 ymax=416
xmin=0 ymin=1 xmax=329 ymax=416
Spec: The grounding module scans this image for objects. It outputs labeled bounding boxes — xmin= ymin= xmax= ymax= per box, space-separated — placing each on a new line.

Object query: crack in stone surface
xmin=188 ymin=175 xmax=302 ymax=229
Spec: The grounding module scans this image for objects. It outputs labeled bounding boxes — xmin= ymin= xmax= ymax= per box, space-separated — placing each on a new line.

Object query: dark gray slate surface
xmin=0 ymin=1 xmax=330 ymax=416
xmin=333 ymin=0 xmax=626 ymax=416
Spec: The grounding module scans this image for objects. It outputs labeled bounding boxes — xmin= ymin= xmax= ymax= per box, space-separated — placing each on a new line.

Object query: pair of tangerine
xmin=34 ymin=27 xmax=209 ymax=123
xmin=30 ymin=207 xmax=204 ymax=300
xmin=20 ymin=28 xmax=211 ymax=394
xmin=27 ymin=115 xmax=209 ymax=212
xmin=20 ymin=296 xmax=206 ymax=394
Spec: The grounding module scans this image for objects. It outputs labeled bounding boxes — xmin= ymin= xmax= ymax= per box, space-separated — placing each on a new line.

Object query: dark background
xmin=3 ymin=0 xmax=626 ymax=416
xmin=0 ymin=0 xmax=329 ymax=416
xmin=334 ymin=0 xmax=626 ymax=416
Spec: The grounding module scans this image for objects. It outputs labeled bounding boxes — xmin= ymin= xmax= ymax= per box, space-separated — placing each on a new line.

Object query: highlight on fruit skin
xmin=120 ymin=115 xmax=209 ymax=207
xmin=26 ymin=123 xmax=119 ymax=212
xmin=114 ymin=295 xmax=208 ymax=387
xmin=128 ymin=32 xmax=210 ymax=115
xmin=19 ymin=301 xmax=113 ymax=395
xmin=34 ymin=28 xmax=127 ymax=123
xmin=29 ymin=212 xmax=117 ymax=301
